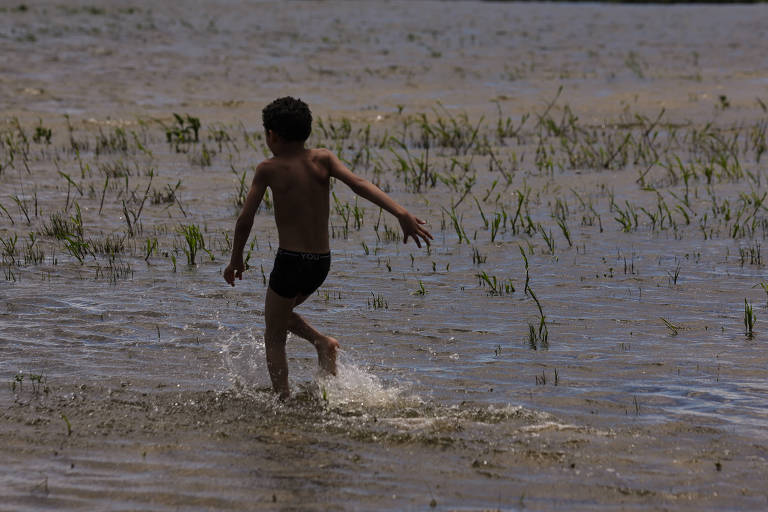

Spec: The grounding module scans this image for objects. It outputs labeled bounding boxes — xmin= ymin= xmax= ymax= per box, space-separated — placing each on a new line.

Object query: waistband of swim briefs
xmin=276 ymin=248 xmax=331 ymax=260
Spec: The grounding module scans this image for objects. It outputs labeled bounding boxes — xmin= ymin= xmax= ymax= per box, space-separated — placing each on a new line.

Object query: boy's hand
xmin=224 ymin=261 xmax=244 ymax=286
xmin=398 ymin=213 xmax=433 ymax=248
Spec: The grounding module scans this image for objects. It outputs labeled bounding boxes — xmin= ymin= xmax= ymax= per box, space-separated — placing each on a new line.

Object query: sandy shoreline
xmin=4 ymin=381 xmax=766 ymax=511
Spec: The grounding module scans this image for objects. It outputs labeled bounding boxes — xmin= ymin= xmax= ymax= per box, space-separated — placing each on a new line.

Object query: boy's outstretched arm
xmin=224 ymin=165 xmax=268 ymax=286
xmin=323 ymin=149 xmax=433 ymax=248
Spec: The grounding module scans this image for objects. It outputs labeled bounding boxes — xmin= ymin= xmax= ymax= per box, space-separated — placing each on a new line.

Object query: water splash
xmin=219 ymin=328 xmax=418 ymax=409
xmin=315 ymin=358 xmax=420 ymax=409
xmin=218 ymin=327 xmax=267 ymax=393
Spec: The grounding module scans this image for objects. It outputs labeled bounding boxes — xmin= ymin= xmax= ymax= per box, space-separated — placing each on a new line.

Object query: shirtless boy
xmin=224 ymin=97 xmax=433 ymax=399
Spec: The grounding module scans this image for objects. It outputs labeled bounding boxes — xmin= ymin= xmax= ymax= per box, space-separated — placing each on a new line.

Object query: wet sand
xmin=4 ymin=382 xmax=766 ymax=511
xmin=2 ymin=1 xmax=768 ymax=510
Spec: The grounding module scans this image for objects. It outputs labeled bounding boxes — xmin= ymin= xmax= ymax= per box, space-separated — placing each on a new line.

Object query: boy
xmin=224 ymin=97 xmax=432 ymax=399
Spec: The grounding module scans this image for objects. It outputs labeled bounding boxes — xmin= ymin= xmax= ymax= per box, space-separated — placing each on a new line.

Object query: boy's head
xmin=262 ymin=97 xmax=312 ymax=142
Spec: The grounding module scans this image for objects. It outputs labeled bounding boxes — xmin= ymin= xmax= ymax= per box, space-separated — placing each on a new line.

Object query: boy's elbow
xmin=350 ymin=176 xmax=370 ymax=195
xmin=349 ymin=180 xmax=363 ymax=195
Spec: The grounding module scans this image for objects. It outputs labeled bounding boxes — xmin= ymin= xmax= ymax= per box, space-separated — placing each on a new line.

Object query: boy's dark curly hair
xmin=262 ymin=97 xmax=312 ymax=142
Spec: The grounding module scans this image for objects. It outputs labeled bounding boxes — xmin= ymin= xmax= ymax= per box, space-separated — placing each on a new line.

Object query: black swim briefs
xmin=268 ymin=248 xmax=331 ymax=299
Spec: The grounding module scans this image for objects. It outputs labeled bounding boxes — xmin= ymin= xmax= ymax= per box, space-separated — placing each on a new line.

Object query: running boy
xmin=224 ymin=97 xmax=432 ymax=399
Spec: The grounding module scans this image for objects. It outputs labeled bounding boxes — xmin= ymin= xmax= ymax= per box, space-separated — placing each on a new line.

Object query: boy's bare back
xmin=258 ymin=148 xmax=332 ymax=254
xmin=241 ymin=143 xmax=431 ymax=265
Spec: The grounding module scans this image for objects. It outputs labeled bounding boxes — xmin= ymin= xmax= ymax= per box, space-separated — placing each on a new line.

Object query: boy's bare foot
xmin=314 ymin=336 xmax=339 ymax=376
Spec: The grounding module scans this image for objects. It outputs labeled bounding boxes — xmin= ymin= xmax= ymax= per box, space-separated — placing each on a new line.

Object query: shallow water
xmin=2 ymin=1 xmax=768 ymax=510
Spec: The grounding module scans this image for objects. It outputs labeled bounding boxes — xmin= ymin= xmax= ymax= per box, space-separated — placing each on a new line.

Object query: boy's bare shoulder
xmin=253 ymin=157 xmax=279 ymax=180
xmin=255 ymin=157 xmax=277 ymax=170
xmin=308 ymin=147 xmax=333 ymax=163
xmin=309 ymin=147 xmax=346 ymax=175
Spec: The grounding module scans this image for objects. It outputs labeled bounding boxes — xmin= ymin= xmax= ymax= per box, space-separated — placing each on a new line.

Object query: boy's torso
xmin=263 ymin=148 xmax=331 ymax=254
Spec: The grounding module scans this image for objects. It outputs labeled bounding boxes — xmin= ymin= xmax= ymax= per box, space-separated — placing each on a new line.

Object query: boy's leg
xmin=264 ymin=287 xmax=295 ymax=399
xmin=287 ymin=294 xmax=339 ymax=375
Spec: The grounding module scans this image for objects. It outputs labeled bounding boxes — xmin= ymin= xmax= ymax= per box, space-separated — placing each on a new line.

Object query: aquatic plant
xmin=95 ymin=126 xmax=129 ymax=154
xmin=744 ymin=299 xmax=756 ymax=338
xmin=442 ymin=206 xmax=469 ymax=244
xmin=189 ymin=143 xmax=214 ymax=167
xmin=0 ymin=233 xmax=18 ymax=265
xmin=28 ymin=372 xmax=48 ymax=395
xmin=88 ymin=234 xmax=126 ymax=256
xmin=58 ymin=170 xmax=83 ymax=210
xmin=94 ymin=259 xmax=133 ymax=283
xmin=0 ymin=202 xmax=13 ymax=224
xmin=613 ymin=200 xmax=638 ymax=232
xmin=367 ymin=292 xmax=388 ymax=309
xmin=32 ymin=121 xmax=52 ymax=144
xmin=63 ymin=234 xmax=89 ymax=264
xmin=738 ymin=243 xmax=761 ymax=267
xmin=475 ymin=271 xmax=514 ymax=296
xmin=10 ymin=372 xmax=24 ymax=392
xmin=757 ymin=282 xmax=768 ymax=306
xmin=518 ymin=245 xmax=531 ymax=295
xmin=23 ymin=233 xmax=44 ymax=265
xmin=232 ymin=166 xmax=249 ymax=209
xmin=535 ymin=368 xmax=558 ymax=386
xmin=121 ymin=171 xmax=154 ymax=236
xmin=151 ymin=180 xmax=182 ymax=206
xmin=661 ymin=317 xmax=682 ymax=336
xmin=144 ymin=237 xmax=157 ymax=262
xmin=389 ymin=137 xmax=436 ymax=193
xmin=538 ymin=224 xmax=556 ymax=255
xmin=60 ymin=413 xmax=72 ymax=436
xmin=667 ymin=261 xmax=681 ymax=286
xmin=527 ymin=287 xmax=548 ymax=350
xmin=471 ymin=247 xmax=486 ymax=265
xmin=178 ymin=224 xmax=212 ymax=265
xmin=165 ymin=113 xmax=201 ymax=147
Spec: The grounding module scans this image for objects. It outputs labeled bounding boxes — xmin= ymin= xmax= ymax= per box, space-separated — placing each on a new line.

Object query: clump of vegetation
xmin=178 ymin=224 xmax=212 ymax=265
xmin=165 ymin=113 xmax=201 ymax=148
xmin=367 ymin=292 xmax=388 ymax=309
xmin=476 ymin=271 xmax=514 ymax=296
xmin=32 ymin=121 xmax=52 ymax=144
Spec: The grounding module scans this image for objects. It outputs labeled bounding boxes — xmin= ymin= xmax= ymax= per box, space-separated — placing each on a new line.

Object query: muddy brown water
xmin=2 ymin=1 xmax=768 ymax=510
